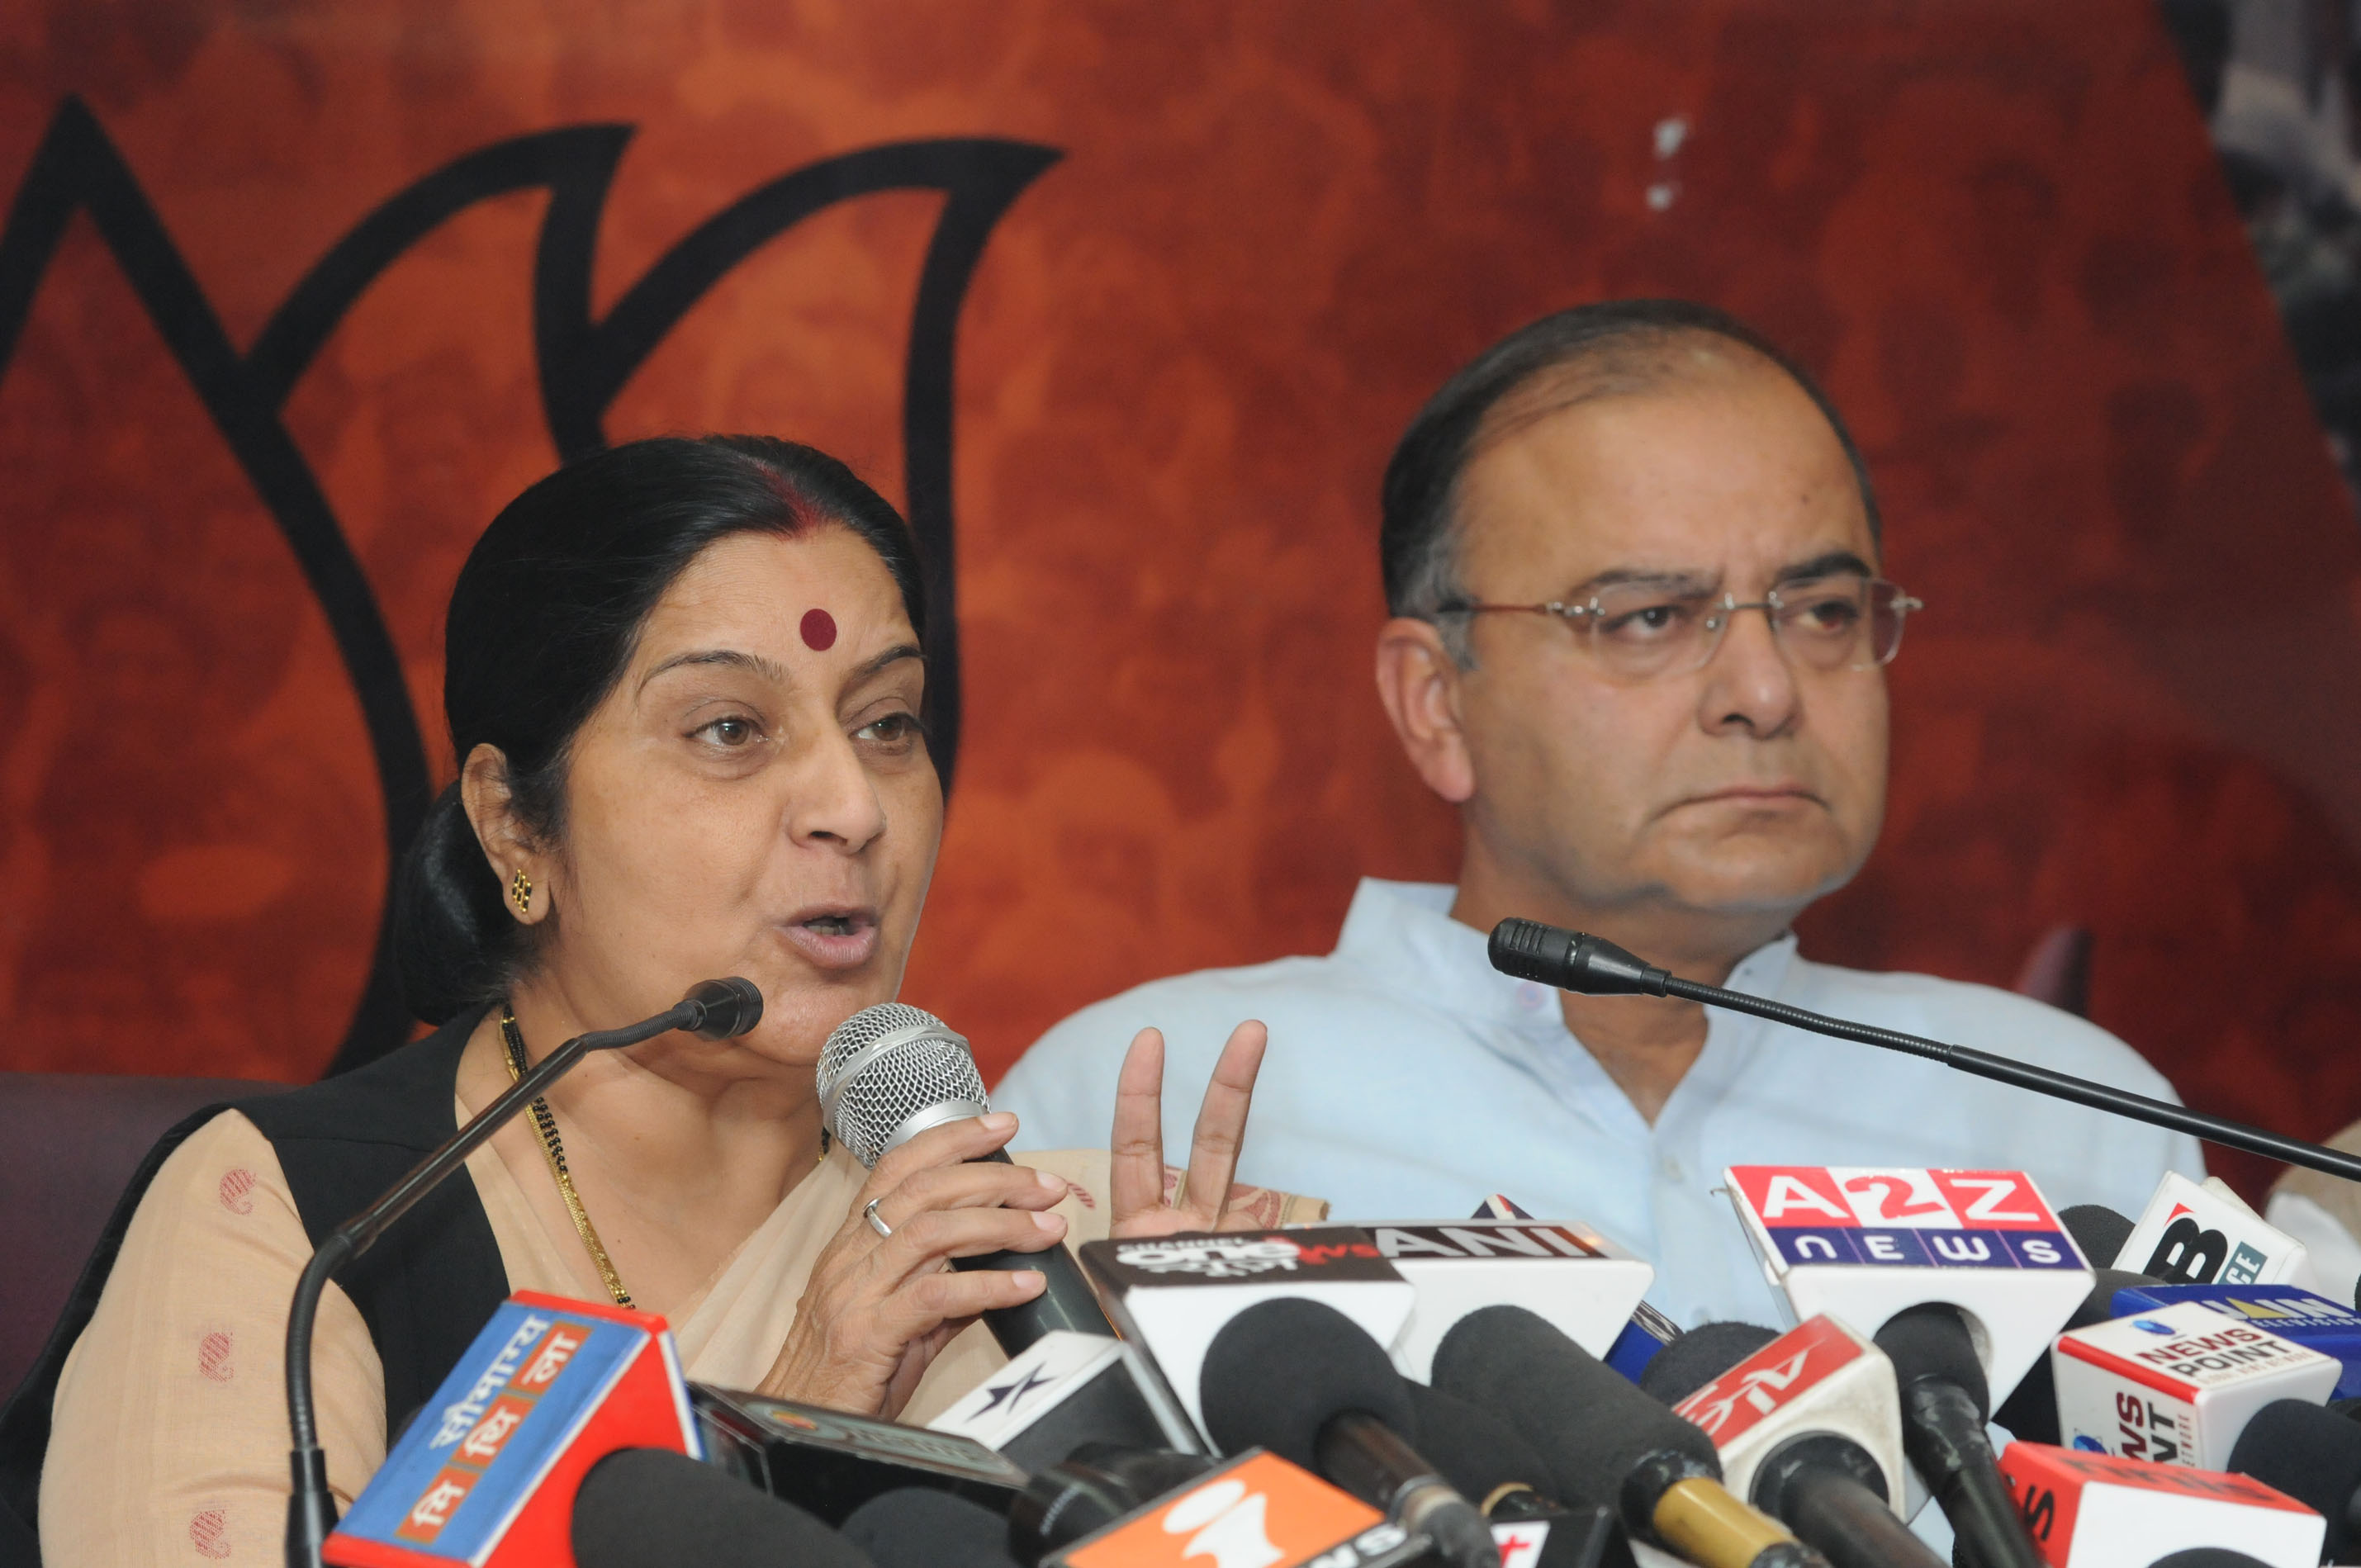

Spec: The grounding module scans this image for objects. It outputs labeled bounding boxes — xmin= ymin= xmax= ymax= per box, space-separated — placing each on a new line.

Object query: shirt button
xmin=1517 ymin=983 xmax=1544 ymax=1012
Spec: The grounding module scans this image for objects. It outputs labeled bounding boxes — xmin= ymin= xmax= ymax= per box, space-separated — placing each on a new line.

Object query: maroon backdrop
xmin=1 ymin=1 xmax=2354 ymax=1201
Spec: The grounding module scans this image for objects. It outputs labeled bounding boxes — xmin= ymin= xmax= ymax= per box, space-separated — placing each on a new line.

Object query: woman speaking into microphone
xmin=19 ymin=437 xmax=1290 ymax=1566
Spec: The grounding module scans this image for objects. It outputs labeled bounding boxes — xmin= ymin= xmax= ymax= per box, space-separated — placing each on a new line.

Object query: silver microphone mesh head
xmin=816 ymin=1002 xmax=988 ymax=1169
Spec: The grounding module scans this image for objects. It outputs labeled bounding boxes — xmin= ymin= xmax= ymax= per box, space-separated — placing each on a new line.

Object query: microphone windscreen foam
xmin=2059 ymin=1203 xmax=2137 ymax=1270
xmin=571 ymin=1447 xmax=873 ymax=1568
xmin=1198 ymin=1297 xmax=1415 ymax=1466
xmin=1636 ymin=1321 xmax=1780 ymax=1405
xmin=1402 ymin=1382 xmax=1553 ymax=1504
xmin=2145 ymin=1555 xmax=2273 ymax=1568
xmin=1433 ymin=1304 xmax=1718 ymax=1514
xmin=2226 ymin=1398 xmax=2361 ymax=1563
xmin=2074 ymin=1267 xmax=2162 ymax=1329
xmin=1873 ymin=1303 xmax=1989 ymax=1418
xmin=841 ymin=1487 xmax=1019 ymax=1568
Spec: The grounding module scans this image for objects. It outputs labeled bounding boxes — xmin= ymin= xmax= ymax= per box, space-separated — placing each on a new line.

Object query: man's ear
xmin=1374 ymin=618 xmax=1477 ymax=804
xmin=458 ymin=743 xmax=549 ymax=925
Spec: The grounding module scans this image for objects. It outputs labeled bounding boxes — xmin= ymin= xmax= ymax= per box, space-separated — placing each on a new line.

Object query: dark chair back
xmin=0 ymin=1073 xmax=287 ymax=1395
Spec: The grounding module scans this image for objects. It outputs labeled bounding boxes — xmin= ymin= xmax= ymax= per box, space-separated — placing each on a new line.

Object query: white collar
xmin=1329 ymin=877 xmax=1803 ymax=1025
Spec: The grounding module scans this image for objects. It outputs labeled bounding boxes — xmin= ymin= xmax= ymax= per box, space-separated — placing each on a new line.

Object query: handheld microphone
xmin=1198 ymin=1297 xmax=1499 ymax=1568
xmin=287 ymin=979 xmax=762 ymax=1568
xmin=1398 ymin=1381 xmax=1552 ymax=1508
xmin=2050 ymin=1299 xmax=2340 ymax=1469
xmin=1489 ymin=917 xmax=2361 ymax=1186
xmin=1638 ymin=1323 xmax=1781 ymax=1404
xmin=321 ymin=1292 xmax=704 ymax=1567
xmin=1999 ymin=1440 xmax=2327 ymax=1567
xmin=2225 ymin=1398 xmax=2361 ymax=1562
xmin=1647 ymin=1315 xmax=1941 ymax=1568
xmin=817 ymin=1003 xmax=1118 ymax=1354
xmin=1873 ymin=1303 xmax=2043 ymax=1568
xmin=2057 ymin=1205 xmax=2138 ymax=1268
xmin=840 ymin=1487 xmax=1023 ymax=1568
xmin=1432 ymin=1303 xmax=1828 ymax=1567
xmin=1401 ymin=1384 xmax=1623 ymax=1568
xmin=571 ymin=1447 xmax=873 ymax=1568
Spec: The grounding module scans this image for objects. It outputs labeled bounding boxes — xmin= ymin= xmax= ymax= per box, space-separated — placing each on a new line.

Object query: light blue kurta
xmin=997 ymin=878 xmax=2205 ymax=1331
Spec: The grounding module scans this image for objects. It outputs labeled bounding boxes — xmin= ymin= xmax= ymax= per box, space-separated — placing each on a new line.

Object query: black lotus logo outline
xmin=0 ymin=96 xmax=1059 ymax=1069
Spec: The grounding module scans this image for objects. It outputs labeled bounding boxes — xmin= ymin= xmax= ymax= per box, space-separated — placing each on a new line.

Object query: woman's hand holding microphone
xmin=761 ymin=1019 xmax=1269 ymax=1419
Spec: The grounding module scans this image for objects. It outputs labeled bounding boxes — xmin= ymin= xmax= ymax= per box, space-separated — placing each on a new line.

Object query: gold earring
xmin=510 ymin=868 xmax=533 ymax=915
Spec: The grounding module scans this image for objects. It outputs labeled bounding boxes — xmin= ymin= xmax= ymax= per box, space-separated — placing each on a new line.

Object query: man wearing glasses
xmin=996 ymin=300 xmax=2201 ymax=1329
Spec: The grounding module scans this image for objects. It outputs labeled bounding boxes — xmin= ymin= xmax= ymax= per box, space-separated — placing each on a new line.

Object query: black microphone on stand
xmin=1487 ymin=918 xmax=2361 ymax=1186
xmin=282 ymin=977 xmax=764 ymax=1568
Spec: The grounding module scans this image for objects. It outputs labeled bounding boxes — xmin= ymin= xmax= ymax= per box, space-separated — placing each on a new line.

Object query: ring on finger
xmin=863 ymin=1196 xmax=893 ymax=1239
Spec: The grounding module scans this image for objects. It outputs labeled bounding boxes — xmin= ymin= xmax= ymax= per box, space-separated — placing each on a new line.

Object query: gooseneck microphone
xmin=1488 ymin=917 xmax=2361 ymax=1185
xmin=282 ymin=978 xmax=764 ymax=1568
xmin=817 ymin=1003 xmax=1117 ymax=1353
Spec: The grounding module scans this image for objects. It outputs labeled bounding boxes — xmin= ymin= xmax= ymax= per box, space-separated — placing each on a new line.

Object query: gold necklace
xmin=500 ymin=1007 xmax=633 ymax=1308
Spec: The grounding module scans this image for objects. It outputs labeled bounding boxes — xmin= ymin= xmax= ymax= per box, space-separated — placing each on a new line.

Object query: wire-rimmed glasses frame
xmin=1435 ymin=574 xmax=1924 ymax=680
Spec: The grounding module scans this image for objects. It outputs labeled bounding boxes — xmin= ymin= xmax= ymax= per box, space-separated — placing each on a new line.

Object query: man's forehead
xmin=1454 ymin=367 xmax=1874 ymax=584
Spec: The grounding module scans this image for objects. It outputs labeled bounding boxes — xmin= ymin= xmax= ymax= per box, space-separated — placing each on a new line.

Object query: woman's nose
xmin=787 ymin=727 xmax=889 ymax=851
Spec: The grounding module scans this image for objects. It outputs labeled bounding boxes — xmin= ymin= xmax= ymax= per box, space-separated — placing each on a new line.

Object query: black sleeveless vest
xmin=0 ymin=1010 xmax=511 ymax=1563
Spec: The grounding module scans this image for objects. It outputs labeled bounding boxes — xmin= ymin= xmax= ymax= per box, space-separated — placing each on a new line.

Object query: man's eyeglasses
xmin=1435 ymin=575 xmax=1924 ymax=680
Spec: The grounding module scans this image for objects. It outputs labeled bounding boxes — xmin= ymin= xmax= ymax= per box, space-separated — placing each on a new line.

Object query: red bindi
xmin=799 ymin=608 xmax=837 ymax=651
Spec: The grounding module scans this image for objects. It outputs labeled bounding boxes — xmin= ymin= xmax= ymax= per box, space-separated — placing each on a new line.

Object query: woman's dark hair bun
xmin=391 ymin=436 xmax=926 ymax=1025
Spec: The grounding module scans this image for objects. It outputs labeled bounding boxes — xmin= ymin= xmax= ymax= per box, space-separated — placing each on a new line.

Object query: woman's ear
xmin=1373 ymin=618 xmax=1477 ymax=805
xmin=459 ymin=743 xmax=550 ymax=925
